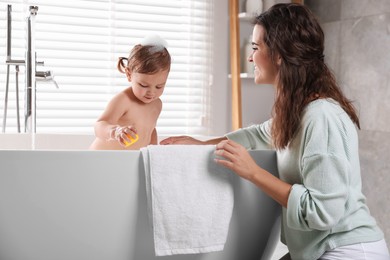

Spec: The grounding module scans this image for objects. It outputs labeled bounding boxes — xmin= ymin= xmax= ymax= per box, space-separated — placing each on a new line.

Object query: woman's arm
xmin=160 ymin=136 xmax=227 ymax=145
xmin=215 ymin=139 xmax=292 ymax=208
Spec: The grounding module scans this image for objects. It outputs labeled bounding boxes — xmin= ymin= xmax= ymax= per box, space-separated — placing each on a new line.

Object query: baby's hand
xmin=111 ymin=126 xmax=138 ymax=147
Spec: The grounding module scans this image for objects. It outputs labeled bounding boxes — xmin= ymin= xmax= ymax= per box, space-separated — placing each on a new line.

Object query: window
xmin=0 ymin=0 xmax=213 ymax=135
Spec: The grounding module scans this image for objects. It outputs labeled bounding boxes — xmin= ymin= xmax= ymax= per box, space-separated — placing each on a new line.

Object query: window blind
xmin=0 ymin=0 xmax=213 ymax=135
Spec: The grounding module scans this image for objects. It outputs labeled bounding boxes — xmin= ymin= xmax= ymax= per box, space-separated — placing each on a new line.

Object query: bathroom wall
xmin=210 ymin=0 xmax=231 ymax=135
xmin=211 ymin=0 xmax=275 ymax=135
xmin=305 ymin=0 xmax=390 ymax=247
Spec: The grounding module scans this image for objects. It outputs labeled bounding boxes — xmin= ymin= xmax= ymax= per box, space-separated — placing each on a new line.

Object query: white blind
xmin=0 ymin=0 xmax=213 ymax=135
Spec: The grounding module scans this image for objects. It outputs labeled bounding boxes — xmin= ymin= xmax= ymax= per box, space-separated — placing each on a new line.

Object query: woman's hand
xmin=214 ymin=139 xmax=260 ymax=181
xmin=159 ymin=136 xmax=204 ymax=145
xmin=216 ymin=139 xmax=292 ymax=208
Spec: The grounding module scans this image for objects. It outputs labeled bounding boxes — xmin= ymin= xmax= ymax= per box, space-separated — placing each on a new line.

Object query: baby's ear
xmin=125 ymin=68 xmax=132 ymax=81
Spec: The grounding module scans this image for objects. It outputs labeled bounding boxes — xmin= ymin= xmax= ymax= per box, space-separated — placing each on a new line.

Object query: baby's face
xmin=129 ymin=70 xmax=169 ymax=104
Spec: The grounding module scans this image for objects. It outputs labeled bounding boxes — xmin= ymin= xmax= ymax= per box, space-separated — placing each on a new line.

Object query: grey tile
xmin=341 ymin=0 xmax=390 ymax=20
xmin=322 ymin=21 xmax=341 ymax=81
xmin=359 ymin=130 xmax=390 ymax=246
xmin=305 ymin=0 xmax=341 ymax=23
xmin=339 ymin=14 xmax=390 ymax=132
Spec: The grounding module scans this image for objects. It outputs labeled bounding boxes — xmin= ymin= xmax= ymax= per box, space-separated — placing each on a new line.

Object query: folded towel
xmin=141 ymin=145 xmax=234 ymax=256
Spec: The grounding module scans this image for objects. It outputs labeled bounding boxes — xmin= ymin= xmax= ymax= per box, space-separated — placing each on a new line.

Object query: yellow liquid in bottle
xmin=124 ymin=134 xmax=139 ymax=147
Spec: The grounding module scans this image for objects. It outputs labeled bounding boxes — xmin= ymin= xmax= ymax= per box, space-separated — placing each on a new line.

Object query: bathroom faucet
xmin=24 ymin=5 xmax=38 ymax=133
xmin=2 ymin=5 xmax=59 ymax=133
xmin=36 ymin=70 xmax=60 ymax=89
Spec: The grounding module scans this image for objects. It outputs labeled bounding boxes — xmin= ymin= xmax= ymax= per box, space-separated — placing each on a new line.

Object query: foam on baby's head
xmin=120 ymin=34 xmax=171 ymax=74
xmin=140 ymin=34 xmax=169 ymax=53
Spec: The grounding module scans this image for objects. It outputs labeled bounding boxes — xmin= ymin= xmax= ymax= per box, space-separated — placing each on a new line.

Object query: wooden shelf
xmin=229 ymin=0 xmax=242 ymax=130
xmin=228 ymin=73 xmax=254 ymax=79
xmin=238 ymin=12 xmax=255 ymax=22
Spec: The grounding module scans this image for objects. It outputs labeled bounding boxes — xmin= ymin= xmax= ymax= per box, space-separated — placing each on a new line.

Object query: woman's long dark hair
xmin=255 ymin=3 xmax=360 ymax=150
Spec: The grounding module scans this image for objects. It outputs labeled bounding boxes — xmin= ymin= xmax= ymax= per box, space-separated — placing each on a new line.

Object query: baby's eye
xmin=139 ymin=84 xmax=148 ymax=88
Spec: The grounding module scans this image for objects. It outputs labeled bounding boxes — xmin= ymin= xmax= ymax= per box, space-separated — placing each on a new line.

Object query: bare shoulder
xmin=109 ymin=88 xmax=136 ymax=104
xmin=150 ymin=98 xmax=163 ymax=116
xmin=154 ymin=98 xmax=163 ymax=110
xmin=120 ymin=87 xmax=135 ymax=100
xmin=100 ymin=88 xmax=136 ymax=118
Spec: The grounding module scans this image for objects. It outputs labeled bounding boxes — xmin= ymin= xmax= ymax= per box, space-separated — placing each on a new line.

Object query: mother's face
xmin=249 ymin=25 xmax=280 ymax=86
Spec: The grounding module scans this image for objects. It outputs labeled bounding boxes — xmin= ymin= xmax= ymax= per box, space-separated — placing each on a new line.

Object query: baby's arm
xmin=94 ymin=92 xmax=137 ymax=146
xmin=94 ymin=93 xmax=124 ymax=140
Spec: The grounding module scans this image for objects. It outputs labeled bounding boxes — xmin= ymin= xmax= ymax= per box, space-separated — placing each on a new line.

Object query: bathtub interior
xmin=0 ymin=133 xmax=95 ymax=150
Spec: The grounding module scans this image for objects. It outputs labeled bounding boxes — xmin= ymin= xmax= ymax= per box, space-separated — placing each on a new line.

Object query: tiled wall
xmin=306 ymin=0 xmax=390 ymax=248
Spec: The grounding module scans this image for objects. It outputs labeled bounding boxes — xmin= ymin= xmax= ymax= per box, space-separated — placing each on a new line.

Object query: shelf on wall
xmin=228 ymin=73 xmax=254 ymax=79
xmin=238 ymin=12 xmax=255 ymax=21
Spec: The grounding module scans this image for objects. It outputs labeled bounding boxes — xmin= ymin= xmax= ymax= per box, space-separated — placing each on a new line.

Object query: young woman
xmin=160 ymin=4 xmax=389 ymax=260
xmin=90 ymin=35 xmax=171 ymax=150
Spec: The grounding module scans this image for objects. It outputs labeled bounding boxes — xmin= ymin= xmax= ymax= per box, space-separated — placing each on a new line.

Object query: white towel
xmin=141 ymin=145 xmax=234 ymax=256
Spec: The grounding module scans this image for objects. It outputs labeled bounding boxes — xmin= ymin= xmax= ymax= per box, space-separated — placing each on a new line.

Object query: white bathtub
xmin=0 ymin=133 xmax=281 ymax=260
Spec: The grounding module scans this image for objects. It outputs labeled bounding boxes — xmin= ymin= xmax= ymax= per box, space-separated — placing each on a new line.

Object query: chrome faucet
xmin=2 ymin=4 xmax=59 ymax=133
xmin=24 ymin=5 xmax=38 ymax=133
xmin=36 ymin=70 xmax=60 ymax=89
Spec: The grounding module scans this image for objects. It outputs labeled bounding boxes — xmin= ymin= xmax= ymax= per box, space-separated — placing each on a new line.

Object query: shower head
xmin=29 ymin=6 xmax=38 ymax=16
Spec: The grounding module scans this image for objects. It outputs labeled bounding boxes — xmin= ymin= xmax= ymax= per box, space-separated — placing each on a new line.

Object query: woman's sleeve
xmin=287 ymin=154 xmax=350 ymax=231
xmin=225 ymin=120 xmax=273 ymax=150
xmin=286 ymin=114 xmax=352 ymax=231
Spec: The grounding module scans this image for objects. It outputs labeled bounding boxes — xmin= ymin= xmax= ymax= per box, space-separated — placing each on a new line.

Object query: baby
xmin=89 ymin=35 xmax=171 ymax=150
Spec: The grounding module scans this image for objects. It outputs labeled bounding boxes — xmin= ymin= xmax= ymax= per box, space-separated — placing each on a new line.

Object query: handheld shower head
xmin=29 ymin=6 xmax=38 ymax=16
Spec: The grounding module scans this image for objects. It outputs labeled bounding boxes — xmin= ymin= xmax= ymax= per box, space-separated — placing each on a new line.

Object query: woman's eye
xmin=252 ymin=47 xmax=258 ymax=51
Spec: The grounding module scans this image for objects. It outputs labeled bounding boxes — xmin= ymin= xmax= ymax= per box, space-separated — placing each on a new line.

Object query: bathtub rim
xmin=0 ymin=133 xmax=216 ymax=150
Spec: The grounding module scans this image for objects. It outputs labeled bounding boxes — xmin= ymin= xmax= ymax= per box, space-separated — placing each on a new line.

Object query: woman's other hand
xmin=160 ymin=136 xmax=227 ymax=145
xmin=214 ymin=139 xmax=259 ymax=181
xmin=215 ymin=139 xmax=291 ymax=207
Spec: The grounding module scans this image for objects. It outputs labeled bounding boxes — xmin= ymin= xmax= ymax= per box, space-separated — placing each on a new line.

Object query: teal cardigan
xmin=226 ymin=98 xmax=383 ymax=260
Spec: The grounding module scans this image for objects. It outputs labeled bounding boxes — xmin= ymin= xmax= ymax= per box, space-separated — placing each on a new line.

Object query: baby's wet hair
xmin=117 ymin=44 xmax=171 ymax=74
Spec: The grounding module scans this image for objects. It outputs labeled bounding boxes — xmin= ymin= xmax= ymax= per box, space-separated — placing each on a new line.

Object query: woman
xmin=160 ymin=3 xmax=389 ymax=260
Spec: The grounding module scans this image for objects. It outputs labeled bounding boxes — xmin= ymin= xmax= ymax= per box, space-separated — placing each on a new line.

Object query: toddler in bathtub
xmin=89 ymin=35 xmax=171 ymax=150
